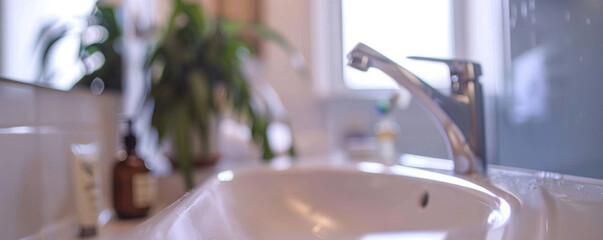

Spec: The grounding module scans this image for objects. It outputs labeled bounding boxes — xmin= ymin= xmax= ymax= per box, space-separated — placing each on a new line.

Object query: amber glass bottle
xmin=112 ymin=121 xmax=155 ymax=219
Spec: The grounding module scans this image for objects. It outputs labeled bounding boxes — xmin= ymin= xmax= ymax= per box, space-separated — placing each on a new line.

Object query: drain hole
xmin=419 ymin=192 xmax=429 ymax=209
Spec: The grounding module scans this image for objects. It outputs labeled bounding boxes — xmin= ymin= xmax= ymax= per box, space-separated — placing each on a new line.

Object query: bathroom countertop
xmin=80 ymin=204 xmax=170 ymax=240
xmin=23 ymin=199 xmax=173 ymax=240
xmin=24 ymin=155 xmax=264 ymax=240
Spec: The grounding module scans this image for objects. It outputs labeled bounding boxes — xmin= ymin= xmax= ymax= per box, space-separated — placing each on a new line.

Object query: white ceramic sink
xmin=122 ymin=162 xmax=514 ymax=239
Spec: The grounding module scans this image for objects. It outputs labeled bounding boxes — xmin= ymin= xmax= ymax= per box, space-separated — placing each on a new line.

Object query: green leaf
xmin=95 ymin=3 xmax=121 ymax=40
xmin=252 ymin=24 xmax=290 ymax=49
xmin=188 ymin=69 xmax=211 ymax=133
xmin=83 ymin=43 xmax=102 ymax=56
xmin=38 ymin=27 xmax=70 ymax=80
xmin=35 ymin=21 xmax=66 ymax=49
xmin=288 ymin=144 xmax=297 ymax=158
xmin=219 ymin=21 xmax=288 ymax=49
xmin=198 ymin=122 xmax=210 ymax=156
xmin=164 ymin=0 xmax=183 ymax=37
xmin=151 ymin=100 xmax=173 ymax=141
xmin=183 ymin=3 xmax=205 ymax=37
xmin=147 ymin=46 xmax=164 ymax=68
xmin=174 ymin=102 xmax=194 ymax=190
xmin=224 ymin=37 xmax=253 ymax=60
xmin=261 ymin=133 xmax=275 ymax=160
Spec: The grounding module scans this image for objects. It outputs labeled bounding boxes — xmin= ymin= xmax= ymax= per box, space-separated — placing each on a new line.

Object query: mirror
xmin=0 ymin=0 xmax=100 ymax=90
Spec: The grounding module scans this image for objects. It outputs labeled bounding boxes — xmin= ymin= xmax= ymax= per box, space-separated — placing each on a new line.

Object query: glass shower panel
xmin=498 ymin=0 xmax=603 ymax=178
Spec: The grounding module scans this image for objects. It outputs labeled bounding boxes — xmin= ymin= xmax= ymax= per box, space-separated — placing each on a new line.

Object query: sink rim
xmin=210 ymin=161 xmax=514 ymax=229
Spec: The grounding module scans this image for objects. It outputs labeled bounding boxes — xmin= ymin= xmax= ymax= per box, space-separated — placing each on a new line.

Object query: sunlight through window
xmin=342 ymin=0 xmax=454 ymax=90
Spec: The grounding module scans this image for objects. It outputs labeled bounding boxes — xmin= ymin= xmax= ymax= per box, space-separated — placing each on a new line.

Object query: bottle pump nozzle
xmin=125 ymin=120 xmax=136 ymax=151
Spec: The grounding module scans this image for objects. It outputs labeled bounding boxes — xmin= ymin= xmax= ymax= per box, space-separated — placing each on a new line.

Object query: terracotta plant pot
xmin=168 ymin=154 xmax=221 ymax=169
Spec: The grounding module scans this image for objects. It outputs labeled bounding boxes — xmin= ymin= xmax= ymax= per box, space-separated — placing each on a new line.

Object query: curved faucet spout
xmin=347 ymin=43 xmax=486 ymax=176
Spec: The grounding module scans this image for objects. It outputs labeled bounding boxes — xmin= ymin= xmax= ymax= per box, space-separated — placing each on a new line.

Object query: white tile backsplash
xmin=0 ymin=133 xmax=42 ymax=239
xmin=0 ymin=81 xmax=37 ymax=127
xmin=0 ymin=80 xmax=121 ymax=239
xmin=38 ymin=131 xmax=75 ymax=226
xmin=37 ymin=88 xmax=103 ymax=126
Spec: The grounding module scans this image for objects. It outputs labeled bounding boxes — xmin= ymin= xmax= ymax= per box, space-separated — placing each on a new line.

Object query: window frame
xmin=310 ymin=0 xmax=505 ymax=164
xmin=311 ymin=0 xmax=467 ymax=100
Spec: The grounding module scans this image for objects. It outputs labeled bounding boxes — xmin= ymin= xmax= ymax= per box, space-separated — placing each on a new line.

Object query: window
xmin=341 ymin=0 xmax=454 ymax=90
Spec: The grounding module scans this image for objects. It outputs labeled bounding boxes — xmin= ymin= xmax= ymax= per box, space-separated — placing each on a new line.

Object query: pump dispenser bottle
xmin=112 ymin=120 xmax=155 ymax=219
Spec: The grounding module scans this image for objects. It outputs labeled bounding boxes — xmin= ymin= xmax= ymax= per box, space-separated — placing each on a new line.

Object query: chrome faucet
xmin=347 ymin=43 xmax=486 ymax=176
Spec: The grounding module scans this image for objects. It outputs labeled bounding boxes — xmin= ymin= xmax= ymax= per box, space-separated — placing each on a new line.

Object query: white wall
xmin=261 ymin=0 xmax=330 ymax=156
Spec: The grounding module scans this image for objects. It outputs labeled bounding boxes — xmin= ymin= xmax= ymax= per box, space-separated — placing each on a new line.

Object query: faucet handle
xmin=407 ymin=56 xmax=482 ymax=82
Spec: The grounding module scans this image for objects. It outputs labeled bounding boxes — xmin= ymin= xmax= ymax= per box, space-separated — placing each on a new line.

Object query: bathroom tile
xmin=36 ymin=88 xmax=102 ymax=126
xmin=0 ymin=81 xmax=36 ymax=127
xmin=0 ymin=133 xmax=42 ymax=239
xmin=38 ymin=132 xmax=73 ymax=226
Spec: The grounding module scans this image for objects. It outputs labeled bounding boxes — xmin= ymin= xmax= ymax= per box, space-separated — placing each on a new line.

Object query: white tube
xmin=70 ymin=142 xmax=101 ymax=238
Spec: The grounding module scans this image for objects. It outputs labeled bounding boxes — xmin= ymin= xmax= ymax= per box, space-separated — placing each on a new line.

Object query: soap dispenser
xmin=112 ymin=120 xmax=155 ymax=219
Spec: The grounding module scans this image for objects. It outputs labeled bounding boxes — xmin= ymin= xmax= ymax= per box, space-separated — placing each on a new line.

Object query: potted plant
xmin=146 ymin=0 xmax=304 ymax=190
xmin=37 ymin=1 xmax=123 ymax=92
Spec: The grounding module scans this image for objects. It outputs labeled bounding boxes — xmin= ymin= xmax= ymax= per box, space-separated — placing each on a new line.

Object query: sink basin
xmin=122 ymin=162 xmax=513 ymax=239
